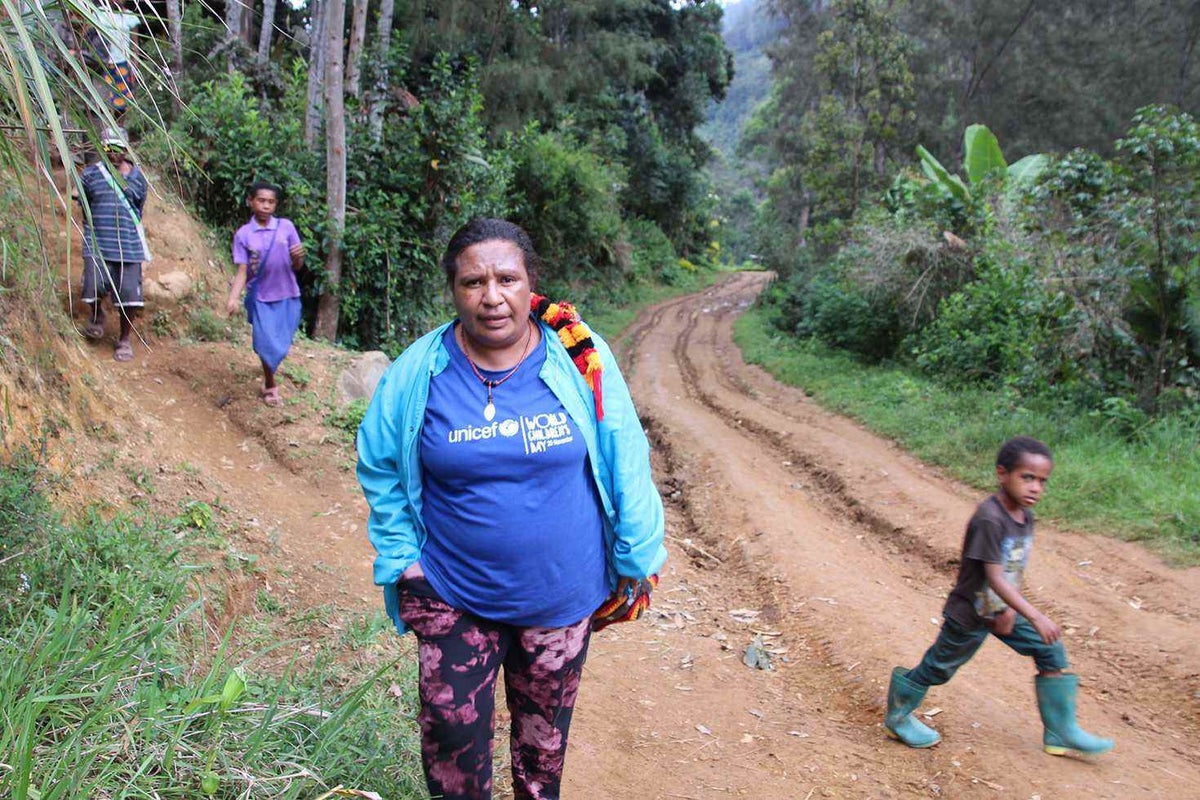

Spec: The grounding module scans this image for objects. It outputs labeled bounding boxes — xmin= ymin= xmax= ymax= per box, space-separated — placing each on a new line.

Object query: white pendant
xmin=483 ymin=401 xmax=496 ymax=421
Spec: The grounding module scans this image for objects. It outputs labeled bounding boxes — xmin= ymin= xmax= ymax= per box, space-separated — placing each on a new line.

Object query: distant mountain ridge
xmin=702 ymin=0 xmax=783 ymax=157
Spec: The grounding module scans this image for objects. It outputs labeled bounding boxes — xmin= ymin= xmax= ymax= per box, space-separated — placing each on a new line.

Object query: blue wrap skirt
xmin=246 ymin=288 xmax=301 ymax=372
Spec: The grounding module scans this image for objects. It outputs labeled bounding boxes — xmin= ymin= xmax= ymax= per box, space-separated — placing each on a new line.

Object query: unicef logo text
xmin=447 ymin=419 xmax=521 ymax=444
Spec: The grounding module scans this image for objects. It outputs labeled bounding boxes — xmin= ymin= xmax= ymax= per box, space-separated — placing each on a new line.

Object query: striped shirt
xmin=80 ymin=163 xmax=148 ymax=263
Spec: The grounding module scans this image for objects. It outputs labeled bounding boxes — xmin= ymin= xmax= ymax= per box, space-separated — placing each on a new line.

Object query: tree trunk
xmin=225 ymin=0 xmax=243 ymax=72
xmin=257 ymin=0 xmax=277 ymax=65
xmin=345 ymin=0 xmax=369 ymax=99
xmin=304 ymin=0 xmax=327 ymax=150
xmin=367 ymin=0 xmax=395 ymax=142
xmin=797 ymin=201 xmax=811 ymax=248
xmin=1177 ymin=3 xmax=1200 ymax=107
xmin=315 ymin=0 xmax=347 ymax=342
xmin=165 ymin=0 xmax=183 ymax=114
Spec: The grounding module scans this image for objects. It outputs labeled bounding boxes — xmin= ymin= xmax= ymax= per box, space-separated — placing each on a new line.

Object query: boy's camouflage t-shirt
xmin=943 ymin=495 xmax=1034 ymax=628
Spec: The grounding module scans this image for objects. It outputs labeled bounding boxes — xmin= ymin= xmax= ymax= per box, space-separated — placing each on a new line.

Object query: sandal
xmin=113 ymin=341 xmax=134 ymax=362
xmin=84 ymin=311 xmax=106 ymax=340
xmin=262 ymin=386 xmax=282 ymax=407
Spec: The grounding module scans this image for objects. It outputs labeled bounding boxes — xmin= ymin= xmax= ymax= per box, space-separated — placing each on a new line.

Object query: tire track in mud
xmin=682 ymin=275 xmax=1200 ymax=745
xmin=669 ymin=277 xmax=958 ymax=584
xmin=620 ymin=272 xmax=1200 ymax=795
xmin=660 ymin=278 xmax=963 ymax=719
xmin=626 ymin=294 xmax=916 ymax=751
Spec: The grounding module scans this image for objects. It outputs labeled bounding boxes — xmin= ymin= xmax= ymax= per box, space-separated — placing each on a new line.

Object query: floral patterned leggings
xmin=397 ymin=577 xmax=592 ymax=800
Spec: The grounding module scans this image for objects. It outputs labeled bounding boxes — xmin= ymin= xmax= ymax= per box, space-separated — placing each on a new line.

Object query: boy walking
xmin=885 ymin=436 xmax=1113 ymax=756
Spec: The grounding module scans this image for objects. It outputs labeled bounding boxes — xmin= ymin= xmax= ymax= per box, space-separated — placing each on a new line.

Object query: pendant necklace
xmin=459 ymin=320 xmax=534 ymax=421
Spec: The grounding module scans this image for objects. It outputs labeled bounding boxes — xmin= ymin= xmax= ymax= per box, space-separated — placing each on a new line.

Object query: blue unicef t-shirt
xmin=418 ymin=324 xmax=609 ymax=627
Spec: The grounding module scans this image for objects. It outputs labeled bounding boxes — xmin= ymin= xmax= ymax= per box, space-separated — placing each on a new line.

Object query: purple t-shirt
xmin=232 ymin=217 xmax=301 ymax=303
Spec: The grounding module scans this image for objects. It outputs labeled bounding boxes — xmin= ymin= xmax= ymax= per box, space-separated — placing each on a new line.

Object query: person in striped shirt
xmin=79 ymin=128 xmax=148 ymax=362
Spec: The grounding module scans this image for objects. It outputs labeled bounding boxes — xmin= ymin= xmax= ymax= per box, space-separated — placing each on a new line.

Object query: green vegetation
xmin=0 ymin=453 xmax=425 ymax=798
xmin=141 ymin=1 xmax=732 ymax=354
xmin=735 ymin=307 xmax=1200 ymax=561
xmin=757 ymin=110 xmax=1200 ymax=409
xmin=718 ymin=1 xmax=1199 ymax=550
xmin=186 ymin=307 xmax=234 ymax=343
xmin=326 ymin=397 xmax=369 ymax=439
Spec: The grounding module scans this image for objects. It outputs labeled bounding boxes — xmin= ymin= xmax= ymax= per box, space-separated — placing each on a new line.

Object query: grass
xmin=0 ymin=451 xmax=426 ymax=798
xmin=734 ymin=306 xmax=1200 ymax=562
xmin=325 ymin=397 xmax=369 ymax=440
xmin=187 ymin=306 xmax=234 ymax=343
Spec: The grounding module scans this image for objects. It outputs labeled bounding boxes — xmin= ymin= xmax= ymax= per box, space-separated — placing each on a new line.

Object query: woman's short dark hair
xmin=996 ymin=436 xmax=1053 ymax=470
xmin=441 ymin=218 xmax=541 ymax=288
xmin=247 ymin=179 xmax=282 ymax=201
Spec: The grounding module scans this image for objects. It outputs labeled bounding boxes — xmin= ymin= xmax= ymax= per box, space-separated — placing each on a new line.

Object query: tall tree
xmin=1176 ymin=2 xmax=1200 ymax=108
xmin=224 ymin=0 xmax=245 ymax=72
xmin=367 ymin=0 xmax=396 ymax=142
xmin=257 ymin=0 xmax=277 ymax=65
xmin=813 ymin=0 xmax=915 ymax=212
xmin=166 ymin=0 xmax=183 ymax=75
xmin=345 ymin=0 xmax=369 ymax=98
xmin=394 ymin=0 xmax=732 ymax=252
xmin=316 ymin=0 xmax=347 ymax=341
xmin=304 ymin=0 xmax=327 ymax=149
xmin=755 ymin=0 xmax=914 ymax=229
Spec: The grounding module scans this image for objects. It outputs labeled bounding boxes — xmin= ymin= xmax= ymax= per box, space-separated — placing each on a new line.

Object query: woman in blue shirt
xmin=357 ymin=218 xmax=666 ymax=800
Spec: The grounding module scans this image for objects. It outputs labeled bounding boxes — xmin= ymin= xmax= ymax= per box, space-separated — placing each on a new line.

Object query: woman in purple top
xmin=226 ymin=181 xmax=305 ymax=406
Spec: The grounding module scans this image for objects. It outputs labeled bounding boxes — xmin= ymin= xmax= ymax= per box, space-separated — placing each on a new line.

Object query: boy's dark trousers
xmin=895 ymin=613 xmax=1113 ymax=756
xmin=906 ymin=615 xmax=1069 ymax=688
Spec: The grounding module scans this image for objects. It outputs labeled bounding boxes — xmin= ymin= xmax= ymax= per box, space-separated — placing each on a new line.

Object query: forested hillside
xmin=106 ymin=0 xmax=731 ymax=352
xmin=699 ymin=0 xmax=777 ymax=158
xmin=728 ymin=0 xmax=1200 ymax=424
xmin=699 ymin=0 xmax=777 ymax=262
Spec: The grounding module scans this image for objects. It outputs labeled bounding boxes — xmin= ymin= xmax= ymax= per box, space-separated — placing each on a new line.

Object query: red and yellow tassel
xmin=532 ymin=293 xmax=605 ymax=421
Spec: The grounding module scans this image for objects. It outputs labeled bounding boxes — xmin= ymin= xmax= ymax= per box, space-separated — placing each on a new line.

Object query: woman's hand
xmin=225 ymin=295 xmax=239 ymax=317
xmin=401 ymin=562 xmax=425 ymax=581
xmin=289 ymin=242 xmax=305 ymax=269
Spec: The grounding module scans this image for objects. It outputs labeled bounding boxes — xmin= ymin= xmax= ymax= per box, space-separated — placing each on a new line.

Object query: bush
xmin=507 ymin=125 xmax=628 ymax=297
xmin=338 ymin=54 xmax=509 ymax=351
xmin=627 ymin=218 xmax=684 ymax=286
xmin=187 ymin=307 xmax=233 ymax=343
xmin=790 ymin=273 xmax=904 ymax=362
xmin=171 ymin=70 xmax=322 ymax=235
xmin=908 ymin=257 xmax=1078 ymax=391
xmin=166 ymin=55 xmax=513 ymax=352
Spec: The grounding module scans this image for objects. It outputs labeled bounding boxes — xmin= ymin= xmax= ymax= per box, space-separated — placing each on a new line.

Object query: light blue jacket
xmin=357 ymin=319 xmax=668 ymax=634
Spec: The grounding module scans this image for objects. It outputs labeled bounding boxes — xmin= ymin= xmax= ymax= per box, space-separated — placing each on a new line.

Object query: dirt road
xmin=82 ymin=272 xmax=1199 ymax=799
xmin=566 ymin=272 xmax=1200 ymax=799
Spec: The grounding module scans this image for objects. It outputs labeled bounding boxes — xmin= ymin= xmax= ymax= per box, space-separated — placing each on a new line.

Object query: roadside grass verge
xmin=0 ymin=453 xmax=425 ymax=799
xmin=734 ymin=307 xmax=1200 ymax=563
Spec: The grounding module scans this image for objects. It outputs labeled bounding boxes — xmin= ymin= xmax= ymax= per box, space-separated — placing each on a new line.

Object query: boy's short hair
xmin=248 ymin=179 xmax=282 ymax=200
xmin=996 ymin=436 xmax=1053 ymax=471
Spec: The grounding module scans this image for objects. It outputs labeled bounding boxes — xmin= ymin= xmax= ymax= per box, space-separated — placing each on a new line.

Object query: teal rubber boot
xmin=1034 ymin=674 xmax=1114 ymax=756
xmin=884 ymin=667 xmax=941 ymax=748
